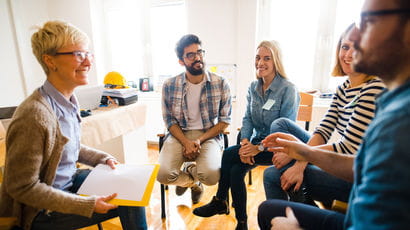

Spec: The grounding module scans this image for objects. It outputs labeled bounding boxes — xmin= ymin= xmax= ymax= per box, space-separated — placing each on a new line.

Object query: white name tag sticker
xmin=262 ymin=99 xmax=276 ymax=110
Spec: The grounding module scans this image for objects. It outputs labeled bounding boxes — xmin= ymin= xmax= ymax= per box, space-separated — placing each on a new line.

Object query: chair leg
xmin=305 ymin=121 xmax=310 ymax=131
xmin=223 ymin=133 xmax=229 ymax=149
xmin=97 ymin=223 xmax=103 ymax=230
xmin=248 ymin=170 xmax=252 ymax=185
xmin=158 ymin=135 xmax=167 ymax=219
xmin=161 ymin=183 xmax=166 ymax=219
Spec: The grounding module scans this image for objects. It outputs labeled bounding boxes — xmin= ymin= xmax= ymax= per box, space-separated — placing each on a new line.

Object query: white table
xmin=81 ymin=103 xmax=148 ymax=164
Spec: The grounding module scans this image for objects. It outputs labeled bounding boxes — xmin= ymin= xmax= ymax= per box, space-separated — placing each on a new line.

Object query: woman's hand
xmin=240 ymin=155 xmax=255 ymax=165
xmin=106 ymin=158 xmax=119 ymax=169
xmin=280 ymin=164 xmax=305 ymax=191
xmin=239 ymin=141 xmax=260 ymax=158
xmin=272 ymin=152 xmax=293 ymax=169
xmin=94 ymin=193 xmax=118 ymax=213
xmin=271 ymin=207 xmax=302 ymax=230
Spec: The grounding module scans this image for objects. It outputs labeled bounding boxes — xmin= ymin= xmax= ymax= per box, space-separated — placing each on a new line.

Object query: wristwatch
xmin=258 ymin=143 xmax=267 ymax=152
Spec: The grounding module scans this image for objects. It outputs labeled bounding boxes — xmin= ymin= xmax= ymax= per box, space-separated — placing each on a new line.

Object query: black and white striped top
xmin=314 ymin=78 xmax=385 ymax=154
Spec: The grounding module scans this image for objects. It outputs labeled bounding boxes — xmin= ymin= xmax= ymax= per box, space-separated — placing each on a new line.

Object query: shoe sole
xmin=193 ymin=208 xmax=230 ymax=217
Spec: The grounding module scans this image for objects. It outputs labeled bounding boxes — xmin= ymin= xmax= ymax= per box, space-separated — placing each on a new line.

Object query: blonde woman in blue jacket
xmin=194 ymin=40 xmax=299 ymax=230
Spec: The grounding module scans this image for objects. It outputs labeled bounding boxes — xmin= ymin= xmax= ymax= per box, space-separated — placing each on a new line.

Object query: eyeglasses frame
xmin=183 ymin=49 xmax=205 ymax=61
xmin=357 ymin=8 xmax=410 ymax=31
xmin=54 ymin=51 xmax=94 ymax=62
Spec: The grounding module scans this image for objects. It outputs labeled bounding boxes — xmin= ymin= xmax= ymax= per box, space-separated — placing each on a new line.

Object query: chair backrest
xmin=0 ymin=122 xmax=18 ymax=230
xmin=297 ymin=92 xmax=314 ymax=131
xmin=1 ymin=122 xmax=6 ymax=167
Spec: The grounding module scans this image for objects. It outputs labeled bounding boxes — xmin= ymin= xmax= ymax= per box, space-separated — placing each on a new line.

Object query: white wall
xmin=0 ymin=0 xmax=26 ymax=106
xmin=0 ymin=0 xmax=100 ymax=107
xmin=8 ymin=0 xmax=51 ymax=96
xmin=186 ymin=0 xmax=258 ymax=141
xmin=234 ymin=0 xmax=258 ymax=138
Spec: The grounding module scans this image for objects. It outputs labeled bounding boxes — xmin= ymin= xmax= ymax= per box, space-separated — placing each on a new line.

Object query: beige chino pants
xmin=157 ymin=130 xmax=222 ymax=187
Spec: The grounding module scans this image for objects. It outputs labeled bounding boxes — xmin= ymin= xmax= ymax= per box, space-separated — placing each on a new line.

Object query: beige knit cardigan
xmin=0 ymin=89 xmax=113 ymax=230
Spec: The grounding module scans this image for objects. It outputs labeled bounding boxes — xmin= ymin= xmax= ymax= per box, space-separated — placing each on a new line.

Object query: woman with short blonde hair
xmin=0 ymin=20 xmax=147 ymax=230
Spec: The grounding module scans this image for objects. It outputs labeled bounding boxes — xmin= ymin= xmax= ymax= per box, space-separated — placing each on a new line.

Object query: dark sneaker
xmin=191 ymin=182 xmax=203 ymax=204
xmin=175 ymin=186 xmax=188 ymax=196
xmin=193 ymin=196 xmax=229 ymax=217
xmin=235 ymin=220 xmax=248 ymax=230
xmin=287 ymin=185 xmax=317 ymax=207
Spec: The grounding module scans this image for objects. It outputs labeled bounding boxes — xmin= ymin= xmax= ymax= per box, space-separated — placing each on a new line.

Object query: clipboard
xmin=77 ymin=164 xmax=160 ymax=206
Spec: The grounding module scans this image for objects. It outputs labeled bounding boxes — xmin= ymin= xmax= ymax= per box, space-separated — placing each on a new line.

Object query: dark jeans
xmin=264 ymin=164 xmax=352 ymax=203
xmin=216 ymin=144 xmax=273 ymax=221
xmin=264 ymin=117 xmax=352 ymax=203
xmin=31 ymin=169 xmax=147 ymax=230
xmin=258 ymin=199 xmax=345 ymax=230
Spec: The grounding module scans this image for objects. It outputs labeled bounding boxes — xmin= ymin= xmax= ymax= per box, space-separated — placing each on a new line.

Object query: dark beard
xmin=186 ymin=60 xmax=204 ymax=76
xmin=353 ymin=26 xmax=404 ymax=79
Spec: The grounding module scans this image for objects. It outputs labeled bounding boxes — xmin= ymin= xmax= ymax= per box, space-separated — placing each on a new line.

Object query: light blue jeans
xmin=31 ymin=169 xmax=147 ymax=230
xmin=263 ymin=118 xmax=352 ymax=203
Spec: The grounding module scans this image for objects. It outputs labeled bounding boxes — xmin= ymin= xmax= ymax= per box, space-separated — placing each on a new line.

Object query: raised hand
xmin=262 ymin=132 xmax=311 ymax=161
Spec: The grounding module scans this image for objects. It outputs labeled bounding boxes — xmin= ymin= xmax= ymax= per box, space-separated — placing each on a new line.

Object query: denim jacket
xmin=241 ymin=74 xmax=299 ymax=142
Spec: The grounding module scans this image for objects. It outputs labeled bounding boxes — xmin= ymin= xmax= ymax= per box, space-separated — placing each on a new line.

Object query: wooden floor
xmin=80 ymin=145 xmax=268 ymax=230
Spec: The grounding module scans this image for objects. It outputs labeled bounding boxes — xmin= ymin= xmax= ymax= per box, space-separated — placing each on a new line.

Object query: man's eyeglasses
xmin=183 ymin=50 xmax=205 ymax=61
xmin=357 ymin=9 xmax=410 ymax=32
xmin=55 ymin=51 xmax=94 ymax=63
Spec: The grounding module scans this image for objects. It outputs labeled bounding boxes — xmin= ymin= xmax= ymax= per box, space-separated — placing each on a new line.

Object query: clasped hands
xmin=238 ymin=139 xmax=260 ymax=165
xmin=182 ymin=138 xmax=201 ymax=161
xmin=239 ymin=132 xmax=306 ymax=166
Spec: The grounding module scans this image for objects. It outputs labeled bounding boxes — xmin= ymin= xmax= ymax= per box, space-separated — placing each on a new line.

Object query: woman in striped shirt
xmin=262 ymin=23 xmax=385 ymax=206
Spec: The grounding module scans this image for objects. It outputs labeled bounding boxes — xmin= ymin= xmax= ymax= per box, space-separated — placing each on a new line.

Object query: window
xmin=102 ymin=0 xmax=186 ymax=89
xmin=258 ymin=0 xmax=363 ymax=92
xmin=104 ymin=0 xmax=145 ymax=81
xmin=150 ymin=1 xmax=187 ymax=89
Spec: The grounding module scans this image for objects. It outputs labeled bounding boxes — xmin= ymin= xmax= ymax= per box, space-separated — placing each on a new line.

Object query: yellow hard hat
xmin=104 ymin=71 xmax=129 ymax=88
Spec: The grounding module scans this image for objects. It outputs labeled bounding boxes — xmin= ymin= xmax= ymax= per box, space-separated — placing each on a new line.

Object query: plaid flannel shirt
xmin=162 ymin=71 xmax=231 ymax=132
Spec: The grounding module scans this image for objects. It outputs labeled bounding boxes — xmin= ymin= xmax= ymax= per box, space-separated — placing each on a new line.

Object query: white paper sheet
xmin=78 ymin=164 xmax=155 ymax=201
